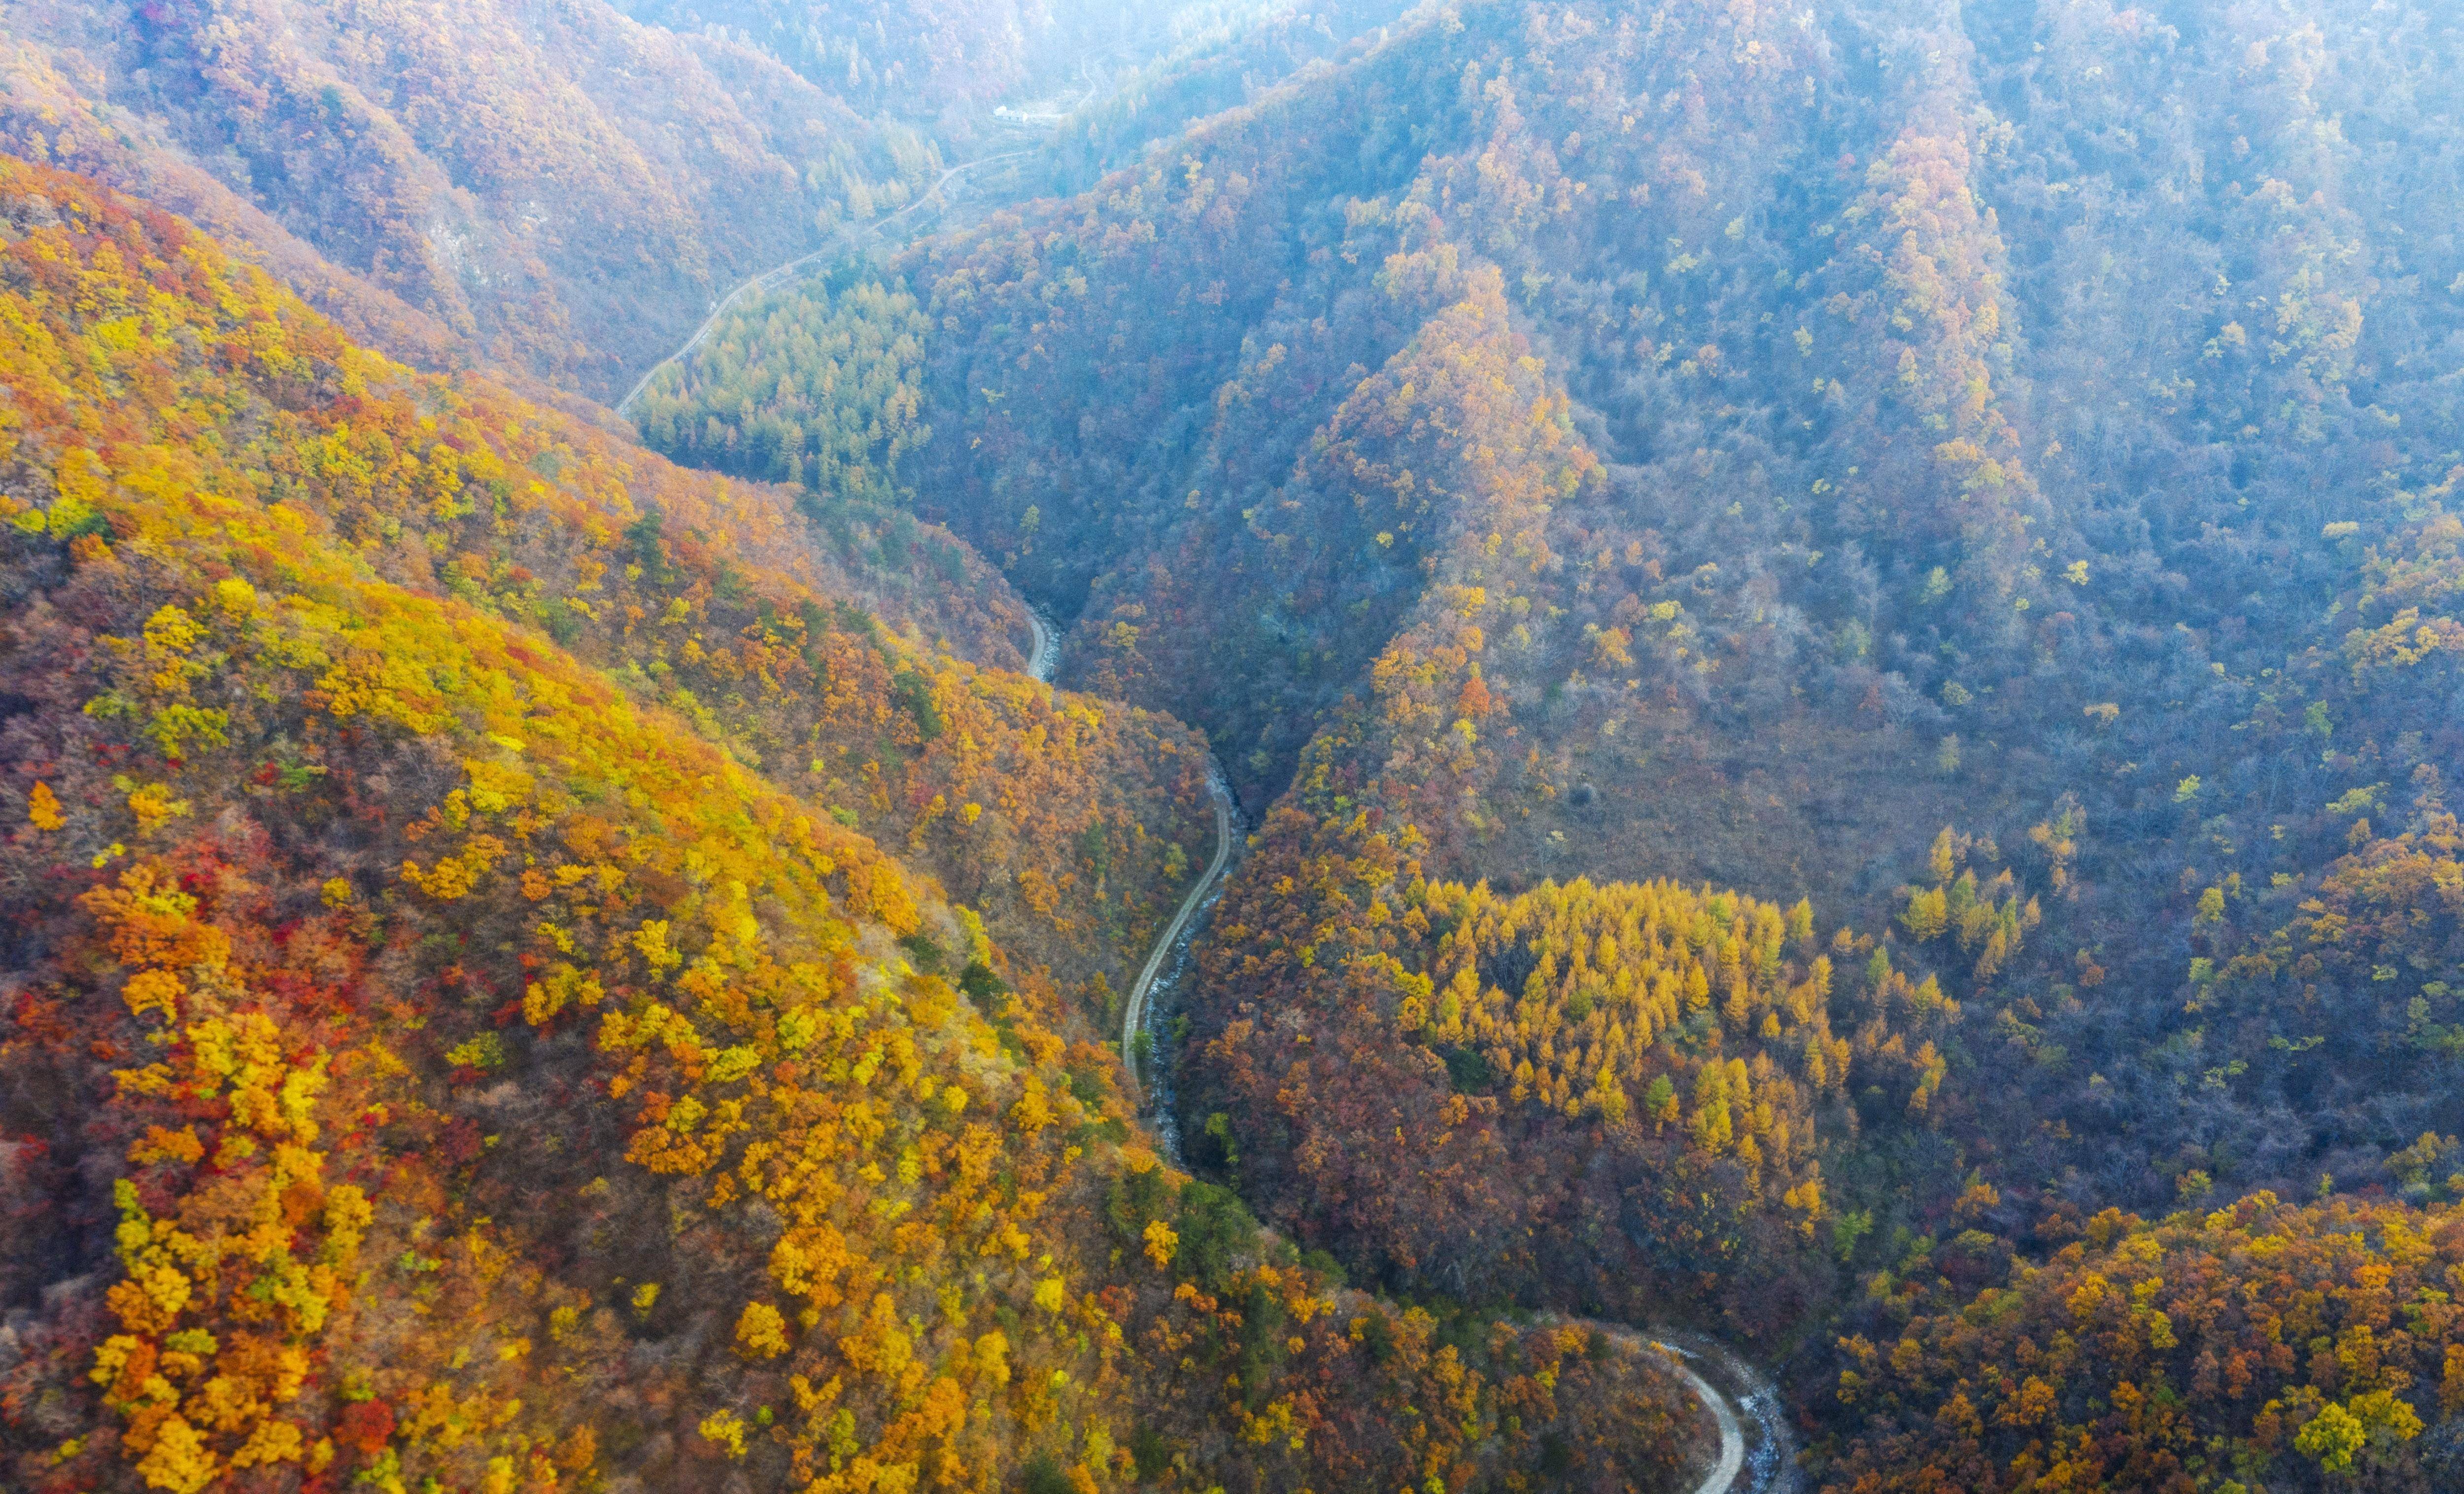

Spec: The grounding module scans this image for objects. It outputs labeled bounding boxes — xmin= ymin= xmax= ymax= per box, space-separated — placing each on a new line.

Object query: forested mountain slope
xmin=879 ymin=0 xmax=2464 ymax=1214
xmin=0 ymin=0 xmax=954 ymax=395
xmin=606 ymin=0 xmax=1081 ymax=118
xmin=0 ymin=155 xmax=1711 ymax=1494
xmin=12 ymin=0 xmax=2464 ymax=1489
xmin=712 ymin=1 xmax=2464 ymax=1484
xmin=0 ymin=0 xmax=1419 ymax=403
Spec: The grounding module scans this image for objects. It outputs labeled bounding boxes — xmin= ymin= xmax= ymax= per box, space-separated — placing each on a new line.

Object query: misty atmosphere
xmin=2 ymin=2 xmax=2462 ymax=1491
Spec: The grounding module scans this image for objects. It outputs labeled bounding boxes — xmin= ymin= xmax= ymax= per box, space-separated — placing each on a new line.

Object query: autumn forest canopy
xmin=4 ymin=2 xmax=2464 ymax=1493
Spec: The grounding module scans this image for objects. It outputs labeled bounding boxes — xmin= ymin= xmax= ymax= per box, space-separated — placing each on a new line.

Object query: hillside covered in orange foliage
xmin=0 ymin=155 xmax=1709 ymax=1494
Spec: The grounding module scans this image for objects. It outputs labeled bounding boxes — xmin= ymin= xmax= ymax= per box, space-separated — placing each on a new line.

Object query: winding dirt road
xmin=1020 ymin=610 xmax=1236 ymax=1100
xmin=1610 ymin=1328 xmax=1800 ymax=1494
xmin=1670 ymin=1353 xmax=1746 ymax=1494
xmin=1023 ymin=607 xmax=1059 ymax=684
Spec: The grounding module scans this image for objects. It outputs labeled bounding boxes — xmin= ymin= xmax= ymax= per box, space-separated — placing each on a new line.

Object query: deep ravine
xmin=1029 ymin=605 xmax=1784 ymax=1494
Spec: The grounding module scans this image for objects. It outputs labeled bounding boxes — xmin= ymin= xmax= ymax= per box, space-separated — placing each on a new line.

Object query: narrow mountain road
xmin=1011 ymin=606 xmax=1236 ymax=1102
xmin=614 ymin=150 xmax=1029 ymax=417
xmin=1120 ymin=760 xmax=1236 ymax=1096
xmin=1035 ymin=620 xmax=1781 ymax=1494
xmin=1010 ymin=606 xmax=1232 ymax=1099
xmin=1022 ymin=620 xmax=1773 ymax=1494
xmin=993 ymin=57 xmax=1109 ymax=125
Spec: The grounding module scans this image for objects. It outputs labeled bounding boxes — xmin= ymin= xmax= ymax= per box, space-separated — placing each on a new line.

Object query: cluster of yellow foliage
xmin=1415 ymin=876 xmax=1840 ymax=1193
xmin=1894 ymin=827 xmax=2042 ymax=989
xmin=1822 ymin=1193 xmax=2464 ymax=1491
xmin=87 ymin=866 xmax=363 ymax=1492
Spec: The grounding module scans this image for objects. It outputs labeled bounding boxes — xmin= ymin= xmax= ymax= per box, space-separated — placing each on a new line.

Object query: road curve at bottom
xmin=1120 ymin=763 xmax=1236 ymax=1092
xmin=1572 ymin=1322 xmax=1793 ymax=1494
xmin=1667 ymin=1352 xmax=1746 ymax=1494
xmin=1024 ymin=607 xmax=1058 ymax=684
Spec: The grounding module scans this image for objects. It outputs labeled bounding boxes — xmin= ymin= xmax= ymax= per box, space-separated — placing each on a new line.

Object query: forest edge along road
xmin=1054 ymin=608 xmax=1233 ymax=1107
xmin=1027 ymin=605 xmax=1237 ymax=1110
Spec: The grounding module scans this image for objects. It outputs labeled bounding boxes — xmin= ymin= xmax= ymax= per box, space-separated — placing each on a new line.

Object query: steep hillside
xmin=14 ymin=0 xmax=2464 ymax=1488
xmin=883 ymin=0 xmax=2464 ymax=1228
xmin=0 ymin=154 xmax=1710 ymax=1494
xmin=0 ymin=0 xmax=954 ymax=395
xmin=1030 ymin=0 xmax=1422 ymax=195
xmin=1808 ymin=1189 xmax=2464 ymax=1491
xmin=0 ymin=130 xmax=1218 ymax=1069
xmin=607 ymin=0 xmax=1070 ymax=117
xmin=0 ymin=0 xmax=1425 ymax=402
xmin=611 ymin=0 xmax=1416 ymax=147
xmin=1158 ymin=262 xmax=1978 ymax=1335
